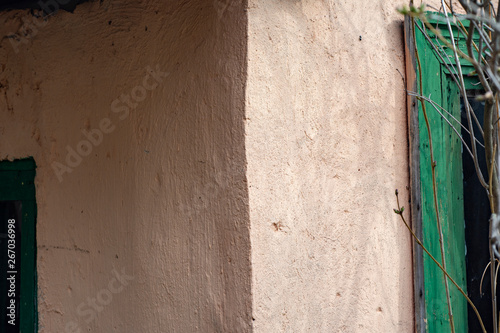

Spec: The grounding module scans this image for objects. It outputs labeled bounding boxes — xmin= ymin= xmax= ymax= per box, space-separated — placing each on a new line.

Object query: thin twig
xmin=407 ymin=91 xmax=485 ymax=153
xmin=413 ymin=14 xmax=456 ymax=330
xmin=394 ymin=191 xmax=487 ymax=333
xmin=480 ymin=261 xmax=492 ymax=295
xmin=414 ymin=21 xmax=486 ymax=138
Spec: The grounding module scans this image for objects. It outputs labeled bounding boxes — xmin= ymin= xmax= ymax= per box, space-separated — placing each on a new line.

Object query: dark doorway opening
xmin=462 ymin=93 xmax=499 ymax=332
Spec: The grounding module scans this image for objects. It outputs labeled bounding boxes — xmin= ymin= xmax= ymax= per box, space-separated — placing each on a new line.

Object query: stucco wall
xmin=0 ymin=0 xmax=251 ymax=332
xmin=0 ymin=0 xmax=414 ymax=332
xmin=245 ymin=0 xmax=413 ymax=331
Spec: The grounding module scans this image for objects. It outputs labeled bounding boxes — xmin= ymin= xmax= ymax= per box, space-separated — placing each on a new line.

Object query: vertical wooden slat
xmin=404 ymin=16 xmax=426 ymax=333
xmin=406 ymin=16 xmax=469 ymax=332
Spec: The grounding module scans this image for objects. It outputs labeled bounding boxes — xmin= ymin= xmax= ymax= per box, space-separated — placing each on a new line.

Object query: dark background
xmin=0 ymin=0 xmax=90 ymax=13
xmin=461 ymin=96 xmax=499 ymax=332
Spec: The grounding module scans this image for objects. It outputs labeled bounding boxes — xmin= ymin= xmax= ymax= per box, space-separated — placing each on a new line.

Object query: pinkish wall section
xmin=0 ymin=1 xmax=251 ymax=332
xmin=0 ymin=0 xmax=414 ymax=331
xmin=245 ymin=0 xmax=414 ymax=332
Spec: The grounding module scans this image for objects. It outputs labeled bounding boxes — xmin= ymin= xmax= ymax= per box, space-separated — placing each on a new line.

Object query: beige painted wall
xmin=0 ymin=0 xmax=251 ymax=332
xmin=245 ymin=0 xmax=413 ymax=331
xmin=0 ymin=0 xmax=413 ymax=332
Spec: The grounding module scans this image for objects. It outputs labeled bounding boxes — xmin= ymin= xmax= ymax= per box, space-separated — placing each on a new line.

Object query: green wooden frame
xmin=405 ymin=15 xmax=482 ymax=332
xmin=0 ymin=158 xmax=37 ymax=332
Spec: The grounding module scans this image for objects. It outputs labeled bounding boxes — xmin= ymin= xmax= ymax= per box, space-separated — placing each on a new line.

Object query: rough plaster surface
xmin=245 ymin=0 xmax=413 ymax=332
xmin=0 ymin=0 xmax=251 ymax=332
xmin=0 ymin=0 xmax=414 ymax=332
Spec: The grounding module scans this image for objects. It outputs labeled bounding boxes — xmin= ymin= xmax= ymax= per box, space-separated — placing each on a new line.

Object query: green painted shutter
xmin=413 ymin=18 xmax=476 ymax=332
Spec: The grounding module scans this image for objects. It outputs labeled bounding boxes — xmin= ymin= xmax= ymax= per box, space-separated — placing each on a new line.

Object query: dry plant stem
xmin=412 ymin=16 xmax=455 ymax=332
xmin=414 ymin=21 xmax=486 ymax=138
xmin=414 ymin=22 xmax=486 ymax=140
xmin=496 ymin=99 xmax=500 ymax=143
xmin=486 ymin=104 xmax=498 ymax=213
xmin=480 ymin=260 xmax=500 ymax=295
xmin=449 ymin=21 xmax=490 ymax=193
xmin=409 ymin=93 xmax=476 ymax=157
xmin=457 ymin=3 xmax=500 ymax=330
xmin=394 ymin=193 xmax=487 ymax=333
xmin=411 ymin=93 xmax=483 ymax=150
xmin=481 ymin=261 xmax=493 ymax=295
xmin=488 ymin=139 xmax=499 ymax=333
xmin=484 ymin=0 xmax=500 ymax=326
xmin=443 ymin=2 xmax=491 ymax=78
xmin=408 ymin=2 xmax=500 ymax=331
xmin=467 ymin=24 xmax=493 ymax=93
xmin=458 ymin=2 xmax=499 ymax=330
xmin=447 ymin=13 xmax=500 ymax=332
xmin=422 ymin=19 xmax=473 ymax=62
xmin=472 ymin=20 xmax=494 ymax=55
xmin=417 ymin=15 xmax=489 ymax=190
xmin=496 ymin=260 xmax=500 ymax=333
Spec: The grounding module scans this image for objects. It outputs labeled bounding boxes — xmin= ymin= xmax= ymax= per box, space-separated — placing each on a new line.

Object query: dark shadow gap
xmin=0 ymin=0 xmax=92 ymax=14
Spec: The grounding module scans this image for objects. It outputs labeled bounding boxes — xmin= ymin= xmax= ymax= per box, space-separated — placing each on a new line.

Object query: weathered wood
xmin=404 ymin=15 xmax=426 ymax=333
xmin=408 ymin=17 xmax=469 ymax=332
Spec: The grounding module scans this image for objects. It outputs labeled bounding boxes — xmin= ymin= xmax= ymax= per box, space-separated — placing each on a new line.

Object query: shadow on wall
xmin=0 ymin=0 xmax=251 ymax=332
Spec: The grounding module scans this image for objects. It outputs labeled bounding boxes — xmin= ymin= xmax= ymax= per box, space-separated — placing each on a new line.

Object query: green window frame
xmin=405 ymin=15 xmax=484 ymax=333
xmin=0 ymin=158 xmax=37 ymax=332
